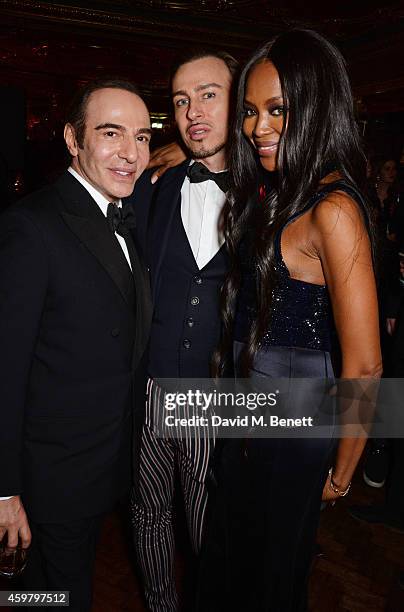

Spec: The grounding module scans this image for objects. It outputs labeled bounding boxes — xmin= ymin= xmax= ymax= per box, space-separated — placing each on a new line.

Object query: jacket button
xmin=183 ymin=339 xmax=191 ymax=349
xmin=190 ymin=296 xmax=199 ymax=306
xmin=186 ymin=317 xmax=194 ymax=328
xmin=111 ymin=328 xmax=120 ymax=337
xmin=193 ymin=275 xmax=202 ymax=284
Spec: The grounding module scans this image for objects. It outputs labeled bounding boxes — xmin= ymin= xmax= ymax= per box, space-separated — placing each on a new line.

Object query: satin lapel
xmin=54 ymin=172 xmax=134 ymax=305
xmin=148 ymin=160 xmax=189 ymax=303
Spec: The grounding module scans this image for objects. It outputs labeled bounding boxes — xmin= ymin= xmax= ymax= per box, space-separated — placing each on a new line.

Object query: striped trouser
xmin=131 ymin=378 xmax=215 ymax=612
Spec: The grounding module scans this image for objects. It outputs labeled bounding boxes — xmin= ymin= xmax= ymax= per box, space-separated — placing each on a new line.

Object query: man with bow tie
xmin=128 ymin=50 xmax=239 ymax=612
xmin=0 ymin=79 xmax=152 ymax=610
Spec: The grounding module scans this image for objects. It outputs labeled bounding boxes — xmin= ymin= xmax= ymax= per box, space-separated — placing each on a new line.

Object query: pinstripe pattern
xmin=132 ymin=378 xmax=215 ymax=612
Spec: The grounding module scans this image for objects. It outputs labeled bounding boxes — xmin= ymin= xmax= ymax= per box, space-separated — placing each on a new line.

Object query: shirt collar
xmin=68 ymin=167 xmax=121 ymax=216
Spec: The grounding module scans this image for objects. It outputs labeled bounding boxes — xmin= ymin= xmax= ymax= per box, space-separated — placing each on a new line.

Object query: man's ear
xmin=64 ymin=123 xmax=79 ymax=157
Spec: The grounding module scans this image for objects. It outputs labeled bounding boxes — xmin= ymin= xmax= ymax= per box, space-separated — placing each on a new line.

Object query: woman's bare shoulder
xmin=310 ymin=190 xmax=366 ymax=238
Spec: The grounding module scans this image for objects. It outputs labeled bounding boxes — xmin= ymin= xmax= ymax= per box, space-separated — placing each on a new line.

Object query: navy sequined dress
xmin=232 ymin=183 xmax=355 ymax=355
xmin=197 ymin=181 xmax=366 ymax=612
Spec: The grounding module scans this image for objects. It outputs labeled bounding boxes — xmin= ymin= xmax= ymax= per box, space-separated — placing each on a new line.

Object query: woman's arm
xmin=311 ymin=191 xmax=382 ymax=501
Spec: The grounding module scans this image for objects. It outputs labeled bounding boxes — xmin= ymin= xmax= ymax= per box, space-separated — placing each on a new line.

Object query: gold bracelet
xmin=328 ymin=468 xmax=351 ymax=497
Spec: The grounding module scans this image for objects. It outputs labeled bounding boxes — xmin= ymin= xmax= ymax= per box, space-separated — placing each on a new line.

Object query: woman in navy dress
xmin=197 ymin=30 xmax=382 ymax=612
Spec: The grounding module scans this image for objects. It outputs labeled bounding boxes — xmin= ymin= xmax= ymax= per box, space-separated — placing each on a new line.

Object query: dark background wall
xmin=0 ymin=0 xmax=403 ymax=198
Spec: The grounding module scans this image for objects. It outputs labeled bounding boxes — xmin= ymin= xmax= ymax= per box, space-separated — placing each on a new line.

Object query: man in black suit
xmin=129 ymin=51 xmax=238 ymax=612
xmin=0 ymin=79 xmax=152 ymax=610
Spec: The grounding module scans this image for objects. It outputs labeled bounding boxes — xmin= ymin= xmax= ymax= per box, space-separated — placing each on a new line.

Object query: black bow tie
xmin=186 ymin=162 xmax=229 ymax=193
xmin=107 ymin=203 xmax=136 ymax=236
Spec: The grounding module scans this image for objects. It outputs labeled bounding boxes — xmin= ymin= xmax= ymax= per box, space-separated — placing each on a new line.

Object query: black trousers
xmin=21 ymin=514 xmax=104 ymax=612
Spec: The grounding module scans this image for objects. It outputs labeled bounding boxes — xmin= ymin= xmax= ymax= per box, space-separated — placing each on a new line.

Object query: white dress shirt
xmin=181 ymin=162 xmax=226 ymax=270
xmin=0 ymin=169 xmax=133 ymax=501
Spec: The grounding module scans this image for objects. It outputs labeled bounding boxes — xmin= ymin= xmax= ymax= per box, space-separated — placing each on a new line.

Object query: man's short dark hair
xmin=66 ymin=78 xmax=141 ymax=148
xmin=169 ymin=49 xmax=240 ymax=93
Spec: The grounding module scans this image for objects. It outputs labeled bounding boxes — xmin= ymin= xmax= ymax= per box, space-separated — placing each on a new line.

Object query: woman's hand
xmin=321 ymin=470 xmax=351 ymax=504
xmin=321 ymin=479 xmax=340 ymax=503
xmin=148 ymin=142 xmax=187 ymax=183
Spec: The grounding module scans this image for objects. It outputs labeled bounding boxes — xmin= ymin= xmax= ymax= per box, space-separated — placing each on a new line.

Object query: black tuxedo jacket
xmin=130 ymin=160 xmax=190 ymax=303
xmin=0 ymin=171 xmax=152 ymax=523
xmin=127 ymin=161 xmax=192 ymax=489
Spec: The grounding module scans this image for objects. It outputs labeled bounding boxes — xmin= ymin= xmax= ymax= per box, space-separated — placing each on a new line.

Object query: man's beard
xmin=189 ymin=140 xmax=226 ymax=160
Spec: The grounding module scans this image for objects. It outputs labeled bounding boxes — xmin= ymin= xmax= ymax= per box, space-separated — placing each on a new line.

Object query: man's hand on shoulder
xmin=0 ymin=496 xmax=31 ymax=548
xmin=148 ymin=142 xmax=187 ymax=184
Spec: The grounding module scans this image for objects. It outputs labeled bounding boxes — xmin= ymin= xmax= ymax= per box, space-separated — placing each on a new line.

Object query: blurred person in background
xmin=350 ymin=248 xmax=404 ymax=532
xmin=362 ymin=158 xmax=403 ymax=488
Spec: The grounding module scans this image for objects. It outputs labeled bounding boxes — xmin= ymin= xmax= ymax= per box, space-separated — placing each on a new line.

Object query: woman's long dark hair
xmin=213 ymin=29 xmax=372 ymax=377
